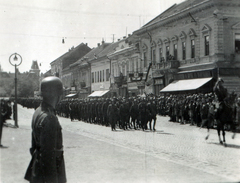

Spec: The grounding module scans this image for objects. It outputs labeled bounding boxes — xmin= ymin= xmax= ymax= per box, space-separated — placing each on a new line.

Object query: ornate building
xmin=133 ymin=0 xmax=240 ymax=95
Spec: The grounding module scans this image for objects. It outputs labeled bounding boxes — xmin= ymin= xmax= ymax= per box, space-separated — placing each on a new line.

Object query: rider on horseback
xmin=213 ymin=77 xmax=237 ymax=144
xmin=213 ymin=78 xmax=228 ymax=119
xmin=213 ymin=78 xmax=228 ymax=104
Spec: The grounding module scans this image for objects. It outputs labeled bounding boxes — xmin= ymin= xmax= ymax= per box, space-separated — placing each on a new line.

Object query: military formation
xmin=17 ymin=92 xmax=240 ymax=132
xmin=56 ymin=96 xmax=158 ymax=131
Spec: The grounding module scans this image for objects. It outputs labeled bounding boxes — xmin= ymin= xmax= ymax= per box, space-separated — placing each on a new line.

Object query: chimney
xmin=123 ymin=36 xmax=126 ymax=39
xmin=97 ymin=43 xmax=100 ymax=47
xmin=128 ymin=34 xmax=131 ymax=37
xmin=102 ymin=40 xmax=105 ymax=44
xmin=85 ymin=43 xmax=88 ymax=46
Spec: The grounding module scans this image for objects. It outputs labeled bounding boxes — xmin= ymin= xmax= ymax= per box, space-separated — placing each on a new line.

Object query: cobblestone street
xmin=0 ymin=105 xmax=240 ymax=183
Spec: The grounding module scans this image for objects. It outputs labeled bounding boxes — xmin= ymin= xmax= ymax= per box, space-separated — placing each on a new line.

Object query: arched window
xmin=201 ymin=24 xmax=212 ymax=56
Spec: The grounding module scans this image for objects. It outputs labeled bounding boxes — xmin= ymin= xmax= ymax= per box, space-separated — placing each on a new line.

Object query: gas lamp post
xmin=9 ymin=53 xmax=22 ymax=128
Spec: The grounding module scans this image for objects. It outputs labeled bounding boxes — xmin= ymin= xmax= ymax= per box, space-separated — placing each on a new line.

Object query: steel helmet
xmin=40 ymin=76 xmax=63 ymax=96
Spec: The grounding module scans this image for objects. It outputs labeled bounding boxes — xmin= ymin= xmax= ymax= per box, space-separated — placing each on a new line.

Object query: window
xmin=152 ymin=49 xmax=156 ymax=64
xmin=111 ymin=64 xmax=114 ymax=77
xmin=132 ymin=59 xmax=134 ymax=72
xmin=159 ymin=48 xmax=163 ymax=62
xmin=92 ymin=72 xmax=94 ymax=83
xmin=135 ymin=58 xmax=138 ymax=72
xmin=100 ymin=70 xmax=102 ymax=82
xmin=182 ymin=42 xmax=186 ymax=60
xmin=122 ymin=63 xmax=125 ymax=75
xmin=174 ymin=44 xmax=177 ymax=60
xmin=103 ymin=70 xmax=105 ymax=81
xmin=143 ymin=52 xmax=147 ymax=67
xmin=191 ymin=39 xmax=195 ymax=58
xmin=235 ymin=34 xmax=240 ymax=53
xmin=106 ymin=69 xmax=110 ymax=81
xmin=97 ymin=71 xmax=100 ymax=82
xmin=95 ymin=72 xmax=97 ymax=83
xmin=166 ymin=46 xmax=170 ymax=61
xmin=205 ymin=35 xmax=209 ymax=56
xmin=126 ymin=61 xmax=129 ymax=73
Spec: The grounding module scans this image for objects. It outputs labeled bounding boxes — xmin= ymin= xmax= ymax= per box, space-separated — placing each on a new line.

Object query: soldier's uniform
xmin=107 ymin=99 xmax=118 ymax=131
xmin=138 ymin=99 xmax=148 ymax=130
xmin=25 ymin=101 xmax=66 ymax=183
xmin=25 ymin=76 xmax=66 ymax=183
xmin=130 ymin=99 xmax=139 ymax=129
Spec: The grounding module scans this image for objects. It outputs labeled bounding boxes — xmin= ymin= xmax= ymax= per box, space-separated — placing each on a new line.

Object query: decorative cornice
xmin=134 ymin=0 xmax=213 ymax=35
xmin=142 ymin=44 xmax=148 ymax=51
xmin=189 ymin=28 xmax=197 ymax=39
xmin=164 ymin=38 xmax=170 ymax=44
xmin=151 ymin=41 xmax=157 ymax=47
xmin=157 ymin=39 xmax=163 ymax=46
xmin=232 ymin=22 xmax=240 ymax=30
xmin=201 ymin=24 xmax=212 ymax=34
xmin=179 ymin=31 xmax=187 ymax=40
xmin=171 ymin=35 xmax=178 ymax=42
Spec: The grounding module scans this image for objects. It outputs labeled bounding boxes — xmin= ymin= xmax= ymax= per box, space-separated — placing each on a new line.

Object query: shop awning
xmin=160 ymin=77 xmax=212 ymax=93
xmin=88 ymin=90 xmax=109 ymax=97
xmin=65 ymin=93 xmax=77 ymax=98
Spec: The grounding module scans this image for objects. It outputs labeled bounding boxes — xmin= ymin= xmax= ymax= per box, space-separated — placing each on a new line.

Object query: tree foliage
xmin=0 ymin=72 xmax=39 ymax=98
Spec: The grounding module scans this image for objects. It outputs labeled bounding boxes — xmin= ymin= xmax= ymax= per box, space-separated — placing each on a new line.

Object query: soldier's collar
xmin=41 ymin=101 xmax=55 ymax=113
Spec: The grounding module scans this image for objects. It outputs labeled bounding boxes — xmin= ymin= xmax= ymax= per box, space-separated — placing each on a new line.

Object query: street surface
xmin=0 ymin=104 xmax=240 ymax=183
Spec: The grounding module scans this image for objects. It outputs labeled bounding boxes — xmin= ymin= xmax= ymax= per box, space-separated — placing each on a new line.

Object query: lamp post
xmin=9 ymin=53 xmax=22 ymax=128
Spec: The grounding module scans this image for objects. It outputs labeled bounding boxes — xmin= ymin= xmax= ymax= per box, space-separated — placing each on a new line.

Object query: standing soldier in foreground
xmin=25 ymin=76 xmax=67 ymax=183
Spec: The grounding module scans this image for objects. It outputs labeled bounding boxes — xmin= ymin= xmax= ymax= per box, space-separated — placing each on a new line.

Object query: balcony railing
xmin=114 ymin=76 xmax=127 ymax=87
xmin=152 ymin=60 xmax=180 ymax=70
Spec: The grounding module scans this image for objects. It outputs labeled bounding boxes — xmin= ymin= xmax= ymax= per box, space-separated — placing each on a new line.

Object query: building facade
xmin=50 ymin=43 xmax=91 ymax=92
xmin=133 ymin=0 xmax=240 ymax=95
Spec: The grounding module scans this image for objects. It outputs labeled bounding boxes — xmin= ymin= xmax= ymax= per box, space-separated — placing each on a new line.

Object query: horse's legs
xmin=217 ymin=130 xmax=222 ymax=144
xmin=217 ymin=121 xmax=223 ymax=144
xmin=222 ymin=129 xmax=226 ymax=143
xmin=205 ymin=128 xmax=210 ymax=140
xmin=149 ymin=119 xmax=152 ymax=131
xmin=153 ymin=118 xmax=156 ymax=131
xmin=231 ymin=121 xmax=236 ymax=139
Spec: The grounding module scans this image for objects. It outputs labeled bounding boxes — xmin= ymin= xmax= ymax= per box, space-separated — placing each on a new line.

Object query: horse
xmin=205 ymin=92 xmax=237 ymax=145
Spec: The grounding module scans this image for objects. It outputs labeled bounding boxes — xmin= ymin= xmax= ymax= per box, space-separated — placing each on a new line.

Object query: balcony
xmin=114 ymin=76 xmax=127 ymax=87
xmin=152 ymin=60 xmax=180 ymax=73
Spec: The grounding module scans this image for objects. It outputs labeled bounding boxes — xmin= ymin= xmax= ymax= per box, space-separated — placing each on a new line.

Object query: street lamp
xmin=9 ymin=53 xmax=22 ymax=128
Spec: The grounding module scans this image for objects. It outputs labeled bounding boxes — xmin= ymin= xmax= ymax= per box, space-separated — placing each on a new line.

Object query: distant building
xmin=50 ymin=43 xmax=91 ymax=92
xmin=29 ymin=60 xmax=40 ymax=77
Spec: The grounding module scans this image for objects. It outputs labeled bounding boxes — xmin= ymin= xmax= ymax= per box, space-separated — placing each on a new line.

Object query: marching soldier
xmin=130 ymin=99 xmax=139 ymax=130
xmin=107 ymin=98 xmax=118 ymax=131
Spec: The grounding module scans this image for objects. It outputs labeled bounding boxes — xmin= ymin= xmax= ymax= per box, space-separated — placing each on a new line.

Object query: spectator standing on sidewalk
xmin=25 ymin=76 xmax=67 ymax=183
xmin=0 ymin=99 xmax=7 ymax=147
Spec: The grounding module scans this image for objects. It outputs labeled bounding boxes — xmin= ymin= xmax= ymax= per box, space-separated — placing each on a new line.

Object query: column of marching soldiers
xmin=17 ymin=92 xmax=240 ymax=131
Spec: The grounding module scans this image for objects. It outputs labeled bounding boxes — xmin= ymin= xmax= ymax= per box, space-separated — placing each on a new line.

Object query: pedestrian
xmin=0 ymin=99 xmax=7 ymax=148
xmin=24 ymin=76 xmax=67 ymax=183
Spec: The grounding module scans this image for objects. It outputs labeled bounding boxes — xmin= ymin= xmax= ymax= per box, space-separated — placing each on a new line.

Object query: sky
xmin=0 ymin=0 xmax=185 ymax=74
